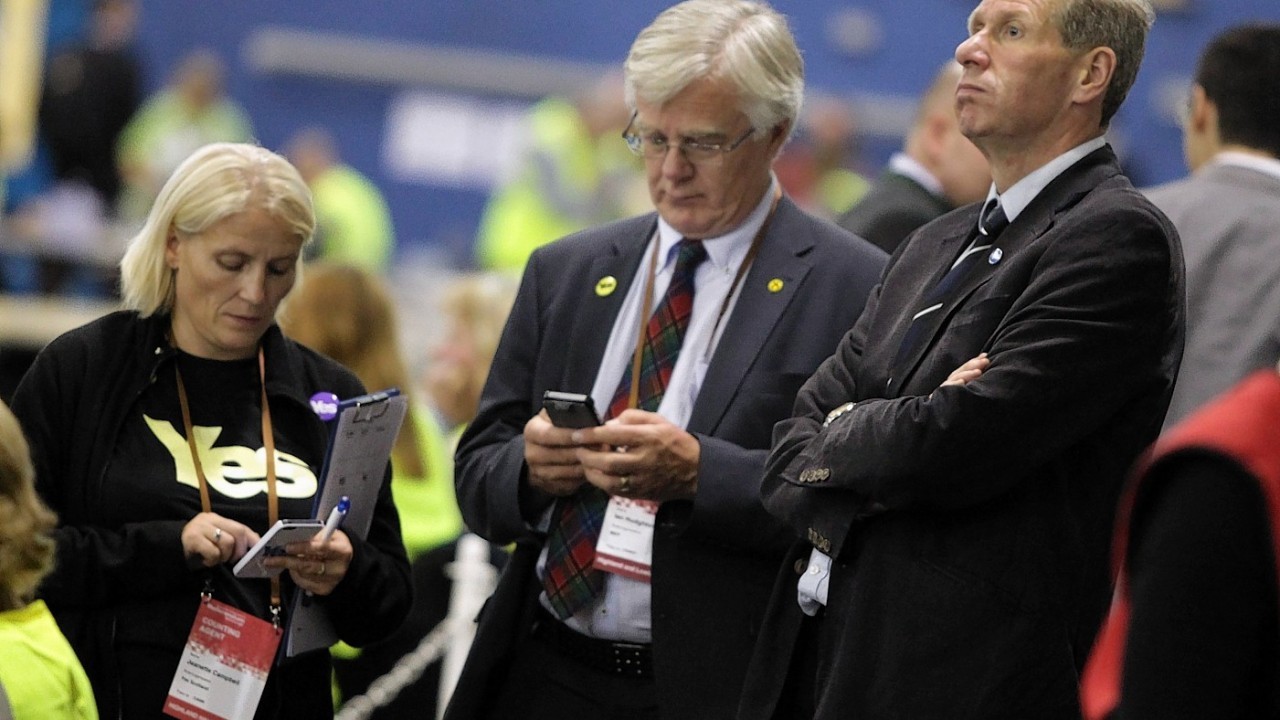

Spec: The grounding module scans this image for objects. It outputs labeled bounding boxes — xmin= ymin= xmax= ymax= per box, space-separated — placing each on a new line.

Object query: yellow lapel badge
xmin=767 ymin=278 xmax=784 ymax=293
xmin=595 ymin=276 xmax=618 ymax=297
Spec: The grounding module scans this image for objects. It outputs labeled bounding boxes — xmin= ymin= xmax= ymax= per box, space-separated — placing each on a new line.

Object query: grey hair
xmin=1052 ymin=0 xmax=1155 ymax=127
xmin=624 ymin=0 xmax=804 ymax=141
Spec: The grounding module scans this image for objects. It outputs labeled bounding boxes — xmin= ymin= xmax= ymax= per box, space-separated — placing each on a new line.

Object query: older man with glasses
xmin=442 ymin=2 xmax=886 ymax=719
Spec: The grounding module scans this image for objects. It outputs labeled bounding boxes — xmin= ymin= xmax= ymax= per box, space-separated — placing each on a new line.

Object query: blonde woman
xmin=10 ymin=143 xmax=410 ymax=719
xmin=422 ymin=271 xmax=519 ymax=433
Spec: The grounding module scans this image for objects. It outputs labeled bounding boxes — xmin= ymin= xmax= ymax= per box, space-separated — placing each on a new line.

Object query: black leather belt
xmin=532 ymin=609 xmax=653 ymax=678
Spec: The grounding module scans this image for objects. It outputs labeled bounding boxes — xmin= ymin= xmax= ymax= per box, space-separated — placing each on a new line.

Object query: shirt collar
xmin=1207 ymin=151 xmax=1280 ymax=183
xmin=656 ymin=174 xmax=778 ymax=272
xmin=888 ymin=153 xmax=944 ymax=197
xmin=984 ymin=135 xmax=1107 ymax=223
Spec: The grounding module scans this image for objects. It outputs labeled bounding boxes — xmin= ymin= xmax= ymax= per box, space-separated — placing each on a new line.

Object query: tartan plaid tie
xmin=542 ymin=239 xmax=708 ymax=619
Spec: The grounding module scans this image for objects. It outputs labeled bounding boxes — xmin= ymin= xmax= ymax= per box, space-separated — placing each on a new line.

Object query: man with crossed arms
xmin=742 ymin=0 xmax=1185 ymax=717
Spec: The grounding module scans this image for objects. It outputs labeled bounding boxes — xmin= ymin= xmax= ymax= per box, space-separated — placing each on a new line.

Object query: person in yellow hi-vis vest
xmin=475 ymin=73 xmax=646 ymax=271
xmin=0 ymin=397 xmax=97 ymax=719
xmin=287 ymin=129 xmax=396 ymax=274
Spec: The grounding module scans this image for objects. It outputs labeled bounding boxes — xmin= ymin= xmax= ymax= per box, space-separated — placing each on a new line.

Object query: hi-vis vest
xmin=0 ymin=600 xmax=98 ymax=719
xmin=1080 ymin=370 xmax=1280 ymax=719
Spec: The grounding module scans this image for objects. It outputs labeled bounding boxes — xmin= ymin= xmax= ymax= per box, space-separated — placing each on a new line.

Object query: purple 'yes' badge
xmin=309 ymin=392 xmax=339 ymax=421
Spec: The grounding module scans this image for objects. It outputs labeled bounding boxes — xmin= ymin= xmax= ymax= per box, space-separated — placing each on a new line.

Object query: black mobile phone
xmin=542 ymin=391 xmax=601 ymax=428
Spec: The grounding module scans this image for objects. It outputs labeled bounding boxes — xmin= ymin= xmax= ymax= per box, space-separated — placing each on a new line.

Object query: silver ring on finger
xmin=212 ymin=526 xmax=222 ymax=544
xmin=318 ymin=561 xmax=327 ymax=577
xmin=618 ymin=476 xmax=631 ymax=494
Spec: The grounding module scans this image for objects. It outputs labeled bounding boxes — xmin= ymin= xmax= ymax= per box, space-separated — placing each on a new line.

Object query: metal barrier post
xmin=437 ymin=533 xmax=498 ymax=719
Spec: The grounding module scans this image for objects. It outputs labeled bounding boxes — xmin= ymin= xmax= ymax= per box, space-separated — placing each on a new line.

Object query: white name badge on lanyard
xmin=593 ymin=496 xmax=658 ymax=582
xmin=163 ymin=598 xmax=281 ymax=720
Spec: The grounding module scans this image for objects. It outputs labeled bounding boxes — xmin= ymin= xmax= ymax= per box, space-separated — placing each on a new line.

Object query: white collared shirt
xmin=982 ymin=135 xmax=1108 ymax=222
xmin=888 ymin=152 xmax=945 ymax=199
xmin=797 ymin=136 xmax=1110 ymax=615
xmin=538 ymin=177 xmax=780 ymax=642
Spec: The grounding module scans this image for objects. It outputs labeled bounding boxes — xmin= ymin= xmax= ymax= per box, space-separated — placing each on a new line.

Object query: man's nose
xmin=955 ymin=31 xmax=987 ymax=67
xmin=660 ymin=144 xmax=694 ymax=179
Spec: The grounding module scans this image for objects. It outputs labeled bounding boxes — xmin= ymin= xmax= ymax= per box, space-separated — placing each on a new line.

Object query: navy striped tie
xmin=892 ymin=199 xmax=1008 ymax=369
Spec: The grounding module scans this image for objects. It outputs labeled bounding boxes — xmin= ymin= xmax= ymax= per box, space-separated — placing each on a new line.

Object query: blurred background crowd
xmin=2 ymin=0 xmax=1271 ymax=307
xmin=0 ymin=2 xmax=1271 ymax=281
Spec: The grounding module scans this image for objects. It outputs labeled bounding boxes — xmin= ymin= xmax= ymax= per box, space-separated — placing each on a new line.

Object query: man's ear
xmin=1072 ymin=46 xmax=1116 ymax=107
xmin=1187 ymin=84 xmax=1213 ymax=135
xmin=1182 ymin=83 xmax=1221 ymax=171
xmin=767 ymin=118 xmax=792 ymax=156
xmin=919 ymin=111 xmax=951 ymax=164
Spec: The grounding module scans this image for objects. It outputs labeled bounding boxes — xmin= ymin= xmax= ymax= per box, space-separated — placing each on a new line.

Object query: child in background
xmin=0 ymin=398 xmax=98 ymax=719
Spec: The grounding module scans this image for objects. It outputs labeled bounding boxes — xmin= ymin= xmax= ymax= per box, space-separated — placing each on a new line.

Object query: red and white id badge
xmin=593 ymin=497 xmax=658 ymax=582
xmin=164 ymin=598 xmax=281 ymax=720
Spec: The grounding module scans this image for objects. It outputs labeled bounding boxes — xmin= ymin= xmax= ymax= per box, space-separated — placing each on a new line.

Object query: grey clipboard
xmin=285 ymin=388 xmax=407 ymax=657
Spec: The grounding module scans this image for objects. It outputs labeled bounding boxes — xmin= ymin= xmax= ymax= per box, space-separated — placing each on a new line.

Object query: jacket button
xmin=794 ymin=559 xmax=806 ymax=574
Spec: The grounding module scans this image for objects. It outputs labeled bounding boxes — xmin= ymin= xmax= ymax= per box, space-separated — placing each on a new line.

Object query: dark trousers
xmin=770 ymin=612 xmax=823 ymax=720
xmin=483 ymin=621 xmax=659 ymax=720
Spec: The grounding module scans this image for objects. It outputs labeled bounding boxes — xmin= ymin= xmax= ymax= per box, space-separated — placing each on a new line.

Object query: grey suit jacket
xmin=1146 ymin=161 xmax=1280 ymax=428
xmin=743 ymin=147 xmax=1185 ymax=719
xmin=445 ymin=197 xmax=886 ymax=720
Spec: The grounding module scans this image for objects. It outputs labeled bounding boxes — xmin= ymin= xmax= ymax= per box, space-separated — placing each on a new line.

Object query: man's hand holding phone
xmin=542 ymin=391 xmax=601 ymax=429
xmin=573 ymin=410 xmax=701 ymax=502
xmin=525 ymin=391 xmax=601 ymax=497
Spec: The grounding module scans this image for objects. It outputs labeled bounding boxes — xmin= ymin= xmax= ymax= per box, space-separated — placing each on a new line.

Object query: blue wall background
xmin=117 ymin=0 xmax=1280 ymax=266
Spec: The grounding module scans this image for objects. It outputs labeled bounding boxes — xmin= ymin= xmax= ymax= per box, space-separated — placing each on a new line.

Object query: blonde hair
xmin=279 ymin=263 xmax=426 ymax=478
xmin=0 ymin=400 xmax=57 ymax=612
xmin=429 ymin=272 xmax=520 ymax=428
xmin=119 ymin=142 xmax=315 ymax=316
xmin=624 ymin=0 xmax=804 ymax=142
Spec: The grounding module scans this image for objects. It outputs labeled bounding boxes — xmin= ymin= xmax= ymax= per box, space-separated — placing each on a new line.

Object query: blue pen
xmin=319 ymin=496 xmax=350 ymax=543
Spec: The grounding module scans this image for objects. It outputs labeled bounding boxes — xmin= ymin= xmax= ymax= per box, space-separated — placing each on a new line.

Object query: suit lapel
xmin=885 ymin=208 xmax=980 ymax=395
xmin=687 ymin=199 xmax=812 ymax=434
xmin=1011 ymin=145 xmax=1119 ymax=239
xmin=562 ymin=216 xmax=658 ymax=392
xmin=888 ymin=147 xmax=1121 ymax=395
